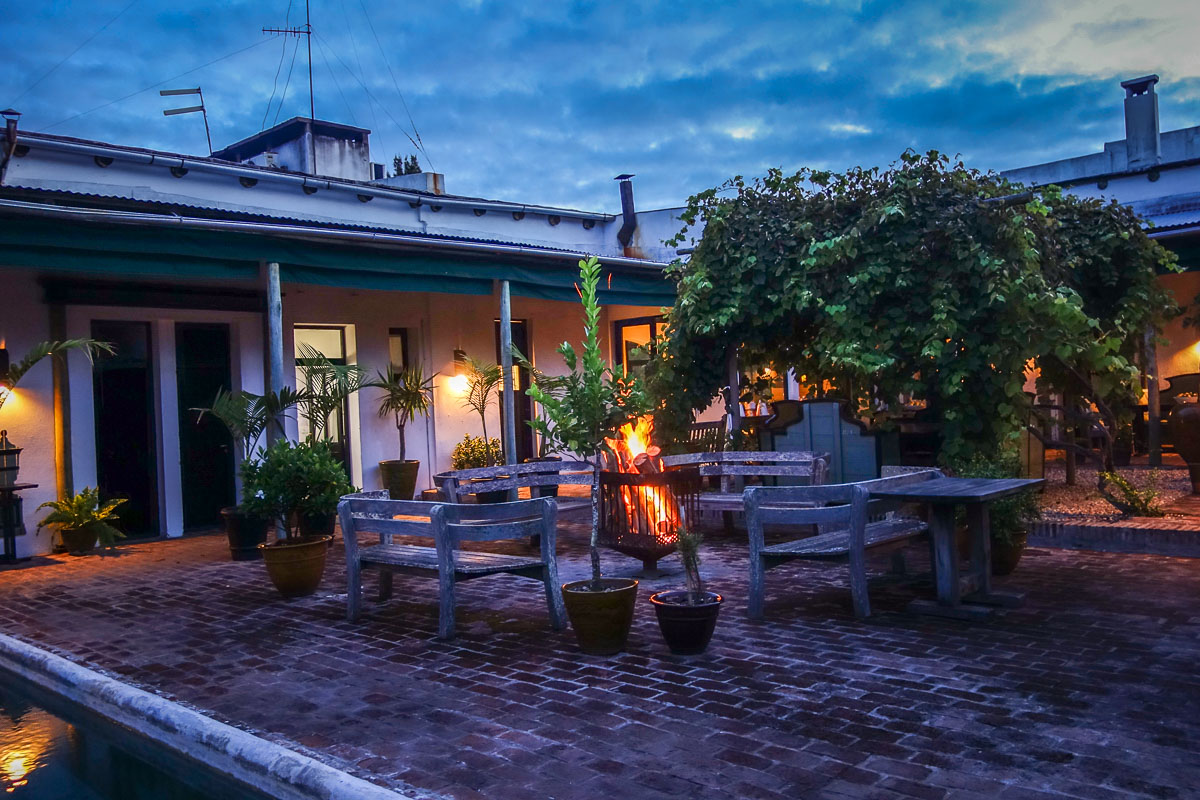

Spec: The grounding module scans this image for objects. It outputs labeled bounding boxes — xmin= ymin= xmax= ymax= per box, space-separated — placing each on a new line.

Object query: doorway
xmin=294 ymin=325 xmax=352 ymax=474
xmin=176 ymin=323 xmax=235 ymax=530
xmin=495 ymin=319 xmax=535 ymax=462
xmin=91 ymin=321 xmax=158 ymax=537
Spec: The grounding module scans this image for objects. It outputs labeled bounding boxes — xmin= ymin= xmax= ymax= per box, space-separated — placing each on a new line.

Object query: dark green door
xmin=176 ymin=323 xmax=235 ymax=530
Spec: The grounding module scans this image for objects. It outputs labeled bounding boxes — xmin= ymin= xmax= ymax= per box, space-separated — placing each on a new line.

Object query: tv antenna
xmin=160 ymin=87 xmax=212 ymax=155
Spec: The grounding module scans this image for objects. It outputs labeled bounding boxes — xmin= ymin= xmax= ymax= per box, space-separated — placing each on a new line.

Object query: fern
xmin=36 ymin=487 xmax=127 ymax=548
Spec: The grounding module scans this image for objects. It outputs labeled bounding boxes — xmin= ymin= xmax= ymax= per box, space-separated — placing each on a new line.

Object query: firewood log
xmin=633 ymin=453 xmax=661 ymax=474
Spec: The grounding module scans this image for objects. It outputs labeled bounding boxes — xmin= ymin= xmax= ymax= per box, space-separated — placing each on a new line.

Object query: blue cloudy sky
xmin=3 ymin=1 xmax=1199 ymax=212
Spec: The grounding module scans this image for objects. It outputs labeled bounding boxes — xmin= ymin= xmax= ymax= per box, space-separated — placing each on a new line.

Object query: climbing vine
xmin=649 ymin=151 xmax=1178 ymax=462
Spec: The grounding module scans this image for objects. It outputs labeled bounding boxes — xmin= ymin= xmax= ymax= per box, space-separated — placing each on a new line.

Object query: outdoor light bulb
xmin=448 ymin=374 xmax=470 ymax=394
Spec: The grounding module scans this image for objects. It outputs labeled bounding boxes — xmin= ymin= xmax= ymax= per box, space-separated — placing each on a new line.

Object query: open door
xmin=176 ymin=323 xmax=235 ymax=530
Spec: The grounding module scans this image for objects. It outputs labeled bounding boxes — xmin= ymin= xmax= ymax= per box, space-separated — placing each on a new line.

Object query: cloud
xmin=1 ymin=0 xmax=1198 ymax=213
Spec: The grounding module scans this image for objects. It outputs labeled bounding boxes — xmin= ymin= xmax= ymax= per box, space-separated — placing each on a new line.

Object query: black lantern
xmin=0 ymin=430 xmax=20 ymax=487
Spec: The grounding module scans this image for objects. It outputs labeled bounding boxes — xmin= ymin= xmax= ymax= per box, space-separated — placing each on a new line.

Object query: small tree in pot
xmin=194 ymin=387 xmax=304 ymax=560
xmin=649 ymin=528 xmax=723 ymax=655
xmin=370 ymin=364 xmax=435 ymax=500
xmin=528 ymin=256 xmax=651 ymax=655
xmin=241 ymin=439 xmax=354 ymax=598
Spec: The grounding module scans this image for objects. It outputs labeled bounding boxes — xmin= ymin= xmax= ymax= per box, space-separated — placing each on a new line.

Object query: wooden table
xmin=868 ymin=476 xmax=1044 ymax=619
xmin=0 ymin=483 xmax=36 ymax=564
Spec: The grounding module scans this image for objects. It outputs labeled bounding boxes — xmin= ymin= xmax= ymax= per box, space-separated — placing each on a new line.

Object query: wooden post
xmin=1063 ymin=390 xmax=1076 ymax=486
xmin=499 ymin=281 xmax=518 ymax=501
xmin=1145 ymin=327 xmax=1162 ymax=467
xmin=265 ymin=261 xmax=285 ymax=442
xmin=49 ymin=303 xmax=72 ymax=500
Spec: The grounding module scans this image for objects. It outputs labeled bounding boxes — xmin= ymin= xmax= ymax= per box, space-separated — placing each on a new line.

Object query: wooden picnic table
xmin=867 ymin=476 xmax=1044 ymax=619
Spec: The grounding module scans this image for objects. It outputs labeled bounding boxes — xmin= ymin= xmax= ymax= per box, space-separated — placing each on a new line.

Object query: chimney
xmin=1121 ymin=75 xmax=1160 ymax=169
xmin=615 ymin=174 xmax=637 ymax=250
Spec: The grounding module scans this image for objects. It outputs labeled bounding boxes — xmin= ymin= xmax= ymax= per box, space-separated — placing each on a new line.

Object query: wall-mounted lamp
xmin=448 ymin=349 xmax=470 ymax=393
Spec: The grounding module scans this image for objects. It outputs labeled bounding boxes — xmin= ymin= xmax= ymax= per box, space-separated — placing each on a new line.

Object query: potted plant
xmin=295 ymin=344 xmax=368 ymax=534
xmin=36 ymin=487 xmax=126 ymax=556
xmin=649 ymin=528 xmax=723 ymax=655
xmin=450 ymin=434 xmax=505 ymax=502
xmin=370 ymin=364 xmax=434 ymax=501
xmin=529 ymin=256 xmax=651 ymax=655
xmin=459 ymin=357 xmax=502 ymax=465
xmin=240 ymin=439 xmax=353 ymax=598
xmin=195 ymin=387 xmax=304 ymax=560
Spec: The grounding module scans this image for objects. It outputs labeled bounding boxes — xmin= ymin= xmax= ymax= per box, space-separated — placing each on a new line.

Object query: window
xmin=388 ymin=328 xmax=409 ymax=371
xmin=294 ymin=325 xmax=351 ymax=472
xmin=613 ymin=316 xmax=665 ymax=377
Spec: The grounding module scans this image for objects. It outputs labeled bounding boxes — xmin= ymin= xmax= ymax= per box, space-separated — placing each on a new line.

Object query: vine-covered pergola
xmin=650 ymin=151 xmax=1179 ymax=466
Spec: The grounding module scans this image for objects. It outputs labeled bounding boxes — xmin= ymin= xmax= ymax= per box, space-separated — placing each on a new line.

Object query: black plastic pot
xmin=468 ymin=478 xmax=509 ymax=504
xmin=649 ymin=590 xmax=723 ymax=655
xmin=220 ymin=507 xmax=270 ymax=561
xmin=379 ymin=459 xmax=421 ymax=500
xmin=298 ymin=511 xmax=336 ymax=538
xmin=524 ymin=456 xmax=562 ymax=497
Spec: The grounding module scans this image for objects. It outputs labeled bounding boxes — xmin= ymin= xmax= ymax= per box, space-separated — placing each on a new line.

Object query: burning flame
xmin=605 ymin=417 xmax=680 ymax=541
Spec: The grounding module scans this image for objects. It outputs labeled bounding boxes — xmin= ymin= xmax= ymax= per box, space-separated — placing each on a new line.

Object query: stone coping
xmin=0 ymin=633 xmax=431 ymax=800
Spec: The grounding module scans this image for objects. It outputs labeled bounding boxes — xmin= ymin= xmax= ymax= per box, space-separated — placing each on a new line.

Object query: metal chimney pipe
xmin=615 ymin=174 xmax=637 ymax=248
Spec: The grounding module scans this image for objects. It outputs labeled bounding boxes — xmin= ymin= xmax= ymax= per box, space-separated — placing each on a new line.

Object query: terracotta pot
xmin=260 ymin=536 xmax=332 ymax=598
xmin=60 ymin=526 xmax=98 ymax=556
xmin=991 ymin=532 xmax=1027 ymax=576
xmin=220 ymin=507 xmax=269 ymax=561
xmin=649 ymin=590 xmax=723 ymax=655
xmin=562 ymin=578 xmax=639 ymax=655
xmin=379 ymin=459 xmax=420 ymax=501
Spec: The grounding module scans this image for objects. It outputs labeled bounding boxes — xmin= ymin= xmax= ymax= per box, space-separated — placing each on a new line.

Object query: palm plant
xmin=0 ymin=338 xmax=113 ymax=412
xmin=37 ymin=487 xmax=126 ymax=549
xmin=370 ymin=364 xmax=435 ymax=461
xmin=295 ymin=343 xmax=370 ymax=442
xmin=194 ymin=386 xmax=306 ymax=460
xmin=512 ymin=346 xmax=569 ymax=458
xmin=460 ymin=356 xmax=502 ymax=464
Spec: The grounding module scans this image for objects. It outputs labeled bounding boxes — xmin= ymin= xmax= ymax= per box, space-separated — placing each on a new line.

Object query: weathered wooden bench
xmin=337 ymin=491 xmax=565 ymax=639
xmin=744 ymin=469 xmax=942 ymax=619
xmin=659 ymin=451 xmax=830 ymax=526
xmin=438 ymin=460 xmax=595 ymax=516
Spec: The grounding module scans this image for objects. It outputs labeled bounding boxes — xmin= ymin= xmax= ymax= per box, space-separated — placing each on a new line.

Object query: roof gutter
xmin=1148 ymin=224 xmax=1200 ymax=240
xmin=22 ymin=135 xmax=615 ymax=221
xmin=0 ymin=197 xmax=668 ymax=272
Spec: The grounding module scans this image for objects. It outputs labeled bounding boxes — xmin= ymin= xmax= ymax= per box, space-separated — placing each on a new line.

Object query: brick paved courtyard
xmin=0 ymin=522 xmax=1197 ymax=800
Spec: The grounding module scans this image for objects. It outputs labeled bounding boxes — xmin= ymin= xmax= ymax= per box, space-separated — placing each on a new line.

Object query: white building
xmin=0 ymin=115 xmax=684 ymax=556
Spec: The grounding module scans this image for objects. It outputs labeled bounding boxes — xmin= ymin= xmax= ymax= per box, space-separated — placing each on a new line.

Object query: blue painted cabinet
xmin=762 ymin=400 xmax=880 ymax=484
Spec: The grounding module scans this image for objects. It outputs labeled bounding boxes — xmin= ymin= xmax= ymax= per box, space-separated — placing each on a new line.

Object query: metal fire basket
xmin=597 ymin=467 xmax=701 ymax=573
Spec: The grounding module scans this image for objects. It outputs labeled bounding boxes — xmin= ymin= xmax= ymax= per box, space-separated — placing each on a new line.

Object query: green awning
xmin=0 ymin=217 xmax=675 ymax=306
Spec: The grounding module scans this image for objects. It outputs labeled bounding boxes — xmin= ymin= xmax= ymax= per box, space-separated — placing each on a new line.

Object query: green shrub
xmin=1098 ymin=470 xmax=1165 ymax=517
xmin=240 ymin=439 xmax=354 ymax=538
xmin=36 ymin=487 xmax=126 ymax=548
xmin=451 ymin=434 xmax=501 ymax=470
xmin=948 ymin=450 xmax=1039 ymax=544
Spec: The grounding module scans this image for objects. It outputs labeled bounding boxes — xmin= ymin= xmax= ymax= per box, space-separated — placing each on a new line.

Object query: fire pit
xmin=599 ymin=418 xmax=700 ymax=574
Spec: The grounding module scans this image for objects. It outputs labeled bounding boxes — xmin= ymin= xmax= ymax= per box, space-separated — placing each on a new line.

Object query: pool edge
xmin=0 ymin=632 xmax=433 ymax=800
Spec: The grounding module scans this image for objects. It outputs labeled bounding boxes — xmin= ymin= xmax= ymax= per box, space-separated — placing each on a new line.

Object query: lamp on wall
xmin=448 ymin=349 xmax=470 ymax=393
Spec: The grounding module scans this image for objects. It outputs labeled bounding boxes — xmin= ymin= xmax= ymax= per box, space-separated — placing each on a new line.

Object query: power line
xmin=44 ymin=35 xmax=283 ymax=132
xmin=273 ymin=36 xmax=303 ymax=126
xmin=356 ymin=0 xmax=433 ymax=170
xmin=261 ymin=0 xmax=295 ymax=129
xmin=8 ymin=0 xmax=141 ymax=108
xmin=312 ymin=32 xmax=424 ymax=156
xmin=314 ymin=35 xmax=356 ymax=125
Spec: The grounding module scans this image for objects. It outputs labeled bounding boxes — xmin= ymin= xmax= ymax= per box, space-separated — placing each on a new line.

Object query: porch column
xmin=49 ymin=303 xmax=72 ymax=500
xmin=1145 ymin=326 xmax=1161 ymax=467
xmin=499 ymin=280 xmax=518 ymax=467
xmin=265 ymin=261 xmax=285 ymax=442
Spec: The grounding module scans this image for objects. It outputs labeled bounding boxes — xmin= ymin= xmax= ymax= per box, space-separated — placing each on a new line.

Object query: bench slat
xmin=698 ymin=465 xmax=816 ymax=477
xmin=762 ymin=518 xmax=927 ymax=558
xmin=360 ymin=543 xmax=545 ymax=575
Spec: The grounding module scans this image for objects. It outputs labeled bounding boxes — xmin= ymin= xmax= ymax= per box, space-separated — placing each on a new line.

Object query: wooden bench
xmin=659 ymin=451 xmax=830 ymax=526
xmin=744 ymin=470 xmax=942 ymax=619
xmin=438 ymin=460 xmax=595 ymax=517
xmin=337 ymin=491 xmax=565 ymax=639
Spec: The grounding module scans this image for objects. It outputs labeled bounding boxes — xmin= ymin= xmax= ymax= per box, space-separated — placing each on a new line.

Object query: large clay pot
xmin=562 ymin=578 xmax=638 ymax=655
xmin=1168 ymin=403 xmax=1200 ymax=494
xmin=220 ymin=507 xmax=269 ymax=561
xmin=379 ymin=460 xmax=420 ymax=501
xmin=991 ymin=532 xmax=1027 ymax=576
xmin=60 ymin=526 xmax=98 ymax=556
xmin=260 ymin=536 xmax=332 ymax=598
xmin=649 ymin=590 xmax=723 ymax=655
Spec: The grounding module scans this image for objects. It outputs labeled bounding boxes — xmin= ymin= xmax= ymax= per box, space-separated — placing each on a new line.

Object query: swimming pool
xmin=0 ymin=673 xmax=273 ymax=799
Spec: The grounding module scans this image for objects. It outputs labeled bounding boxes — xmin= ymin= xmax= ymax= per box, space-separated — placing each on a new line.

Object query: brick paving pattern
xmin=1 ymin=522 xmax=1198 ymax=799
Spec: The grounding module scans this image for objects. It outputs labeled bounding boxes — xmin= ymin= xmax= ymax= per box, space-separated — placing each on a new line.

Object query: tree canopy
xmin=649 ymin=151 xmax=1179 ymax=461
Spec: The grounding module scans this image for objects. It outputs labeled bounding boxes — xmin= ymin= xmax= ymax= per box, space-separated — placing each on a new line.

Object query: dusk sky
xmin=3 ymin=1 xmax=1199 ymax=213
